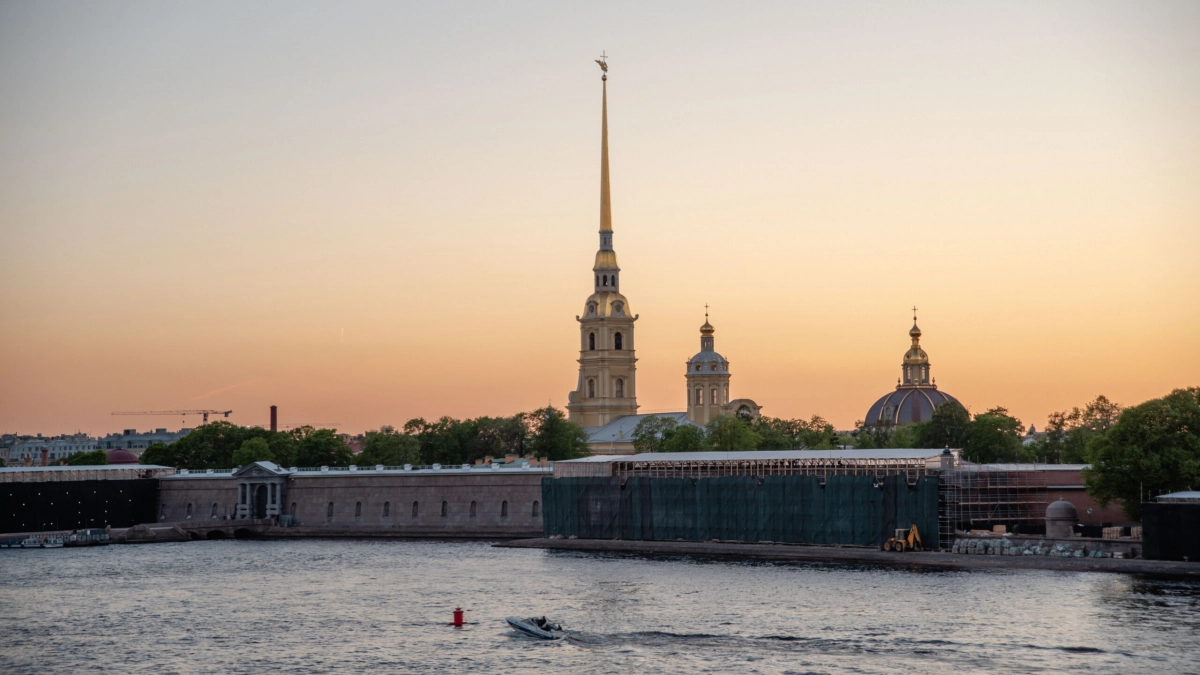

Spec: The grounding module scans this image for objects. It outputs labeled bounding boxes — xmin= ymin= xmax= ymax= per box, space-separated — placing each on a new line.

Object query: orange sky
xmin=1 ymin=3 xmax=1198 ymax=436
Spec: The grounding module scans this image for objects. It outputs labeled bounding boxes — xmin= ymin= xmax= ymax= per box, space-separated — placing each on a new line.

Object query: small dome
xmin=688 ymin=350 xmax=728 ymax=371
xmin=105 ymin=449 xmax=139 ymax=465
xmin=700 ymin=319 xmax=714 ymax=335
xmin=909 ymin=322 xmax=921 ymax=339
xmin=1046 ymin=499 xmax=1078 ymax=521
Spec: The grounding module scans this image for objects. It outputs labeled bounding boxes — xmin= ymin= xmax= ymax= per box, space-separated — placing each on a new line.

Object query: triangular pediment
xmin=233 ymin=461 xmax=289 ymax=478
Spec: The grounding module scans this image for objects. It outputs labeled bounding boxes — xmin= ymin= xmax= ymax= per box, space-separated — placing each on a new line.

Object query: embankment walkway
xmin=497 ymin=538 xmax=1200 ymax=579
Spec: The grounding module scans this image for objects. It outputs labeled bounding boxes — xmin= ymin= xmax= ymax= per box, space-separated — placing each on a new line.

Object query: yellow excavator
xmin=883 ymin=524 xmax=924 ymax=552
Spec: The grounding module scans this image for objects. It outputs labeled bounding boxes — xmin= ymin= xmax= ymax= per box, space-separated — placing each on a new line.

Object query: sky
xmin=1 ymin=2 xmax=1198 ymax=436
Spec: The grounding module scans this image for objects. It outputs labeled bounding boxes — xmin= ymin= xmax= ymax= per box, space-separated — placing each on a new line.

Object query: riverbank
xmin=497 ymin=538 xmax=1200 ymax=578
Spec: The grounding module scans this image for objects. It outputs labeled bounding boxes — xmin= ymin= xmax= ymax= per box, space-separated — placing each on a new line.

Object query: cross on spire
xmin=912 ymin=305 xmax=918 ymax=322
xmin=705 ymin=303 xmax=709 ymax=320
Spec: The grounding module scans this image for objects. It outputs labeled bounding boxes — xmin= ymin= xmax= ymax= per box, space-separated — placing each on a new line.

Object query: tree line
xmin=140 ymin=406 xmax=590 ymax=471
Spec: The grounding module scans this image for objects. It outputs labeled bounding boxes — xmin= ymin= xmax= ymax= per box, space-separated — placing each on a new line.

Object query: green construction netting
xmin=542 ymin=475 xmax=939 ymax=548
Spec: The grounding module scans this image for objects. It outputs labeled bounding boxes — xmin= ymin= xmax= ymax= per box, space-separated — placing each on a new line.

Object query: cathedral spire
xmin=591 ymin=54 xmax=618 ymax=281
xmin=598 ymin=53 xmax=611 ymax=235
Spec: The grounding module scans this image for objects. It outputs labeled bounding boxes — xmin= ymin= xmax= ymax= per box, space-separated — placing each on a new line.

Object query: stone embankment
xmin=496 ymin=538 xmax=1200 ymax=578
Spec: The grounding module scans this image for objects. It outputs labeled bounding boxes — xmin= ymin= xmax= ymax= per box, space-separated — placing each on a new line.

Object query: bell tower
xmin=567 ymin=55 xmax=639 ymax=427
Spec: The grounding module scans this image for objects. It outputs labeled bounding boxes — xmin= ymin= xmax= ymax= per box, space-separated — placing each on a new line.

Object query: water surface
xmin=1 ymin=540 xmax=1197 ymax=674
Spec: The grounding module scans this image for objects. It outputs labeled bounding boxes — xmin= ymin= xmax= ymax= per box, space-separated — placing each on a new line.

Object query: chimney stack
xmin=40 ymin=448 xmax=49 ymax=466
xmin=270 ymin=405 xmax=278 ymax=432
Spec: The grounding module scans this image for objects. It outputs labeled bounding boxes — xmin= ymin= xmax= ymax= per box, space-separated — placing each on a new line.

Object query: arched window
xmin=186 ymin=503 xmax=193 ymax=519
xmin=501 ymin=500 xmax=509 ymax=517
xmin=615 ymin=378 xmax=624 ymax=398
xmin=711 ymin=362 xmax=718 ymax=371
xmin=611 ymin=273 xmax=617 ymax=287
xmin=724 ymin=386 xmax=729 ymax=404
xmin=602 ymin=275 xmax=608 ymax=286
xmin=695 ymin=388 xmax=703 ymax=405
xmin=595 ymin=275 xmax=599 ymax=287
xmin=532 ymin=500 xmax=540 ymax=517
xmin=355 ymin=502 xmax=362 ymax=518
xmin=441 ymin=501 xmax=448 ymax=517
xmin=711 ymin=388 xmax=718 ymax=405
xmin=614 ymin=332 xmax=623 ymax=350
xmin=211 ymin=503 xmax=218 ymax=519
xmin=589 ymin=333 xmax=595 ymax=350
xmin=290 ymin=502 xmax=297 ymax=517
xmin=326 ymin=502 xmax=334 ymax=522
xmin=470 ymin=501 xmax=478 ymax=517
xmin=383 ymin=501 xmax=390 ymax=518
xmin=588 ymin=379 xmax=595 ymax=398
xmin=412 ymin=501 xmax=419 ymax=517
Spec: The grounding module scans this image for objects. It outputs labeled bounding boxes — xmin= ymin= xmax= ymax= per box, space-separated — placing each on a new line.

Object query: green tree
xmin=854 ymin=420 xmax=892 ymax=449
xmin=139 ymin=441 xmax=175 ymax=467
xmin=527 ymin=406 xmax=590 ymax=460
xmin=293 ymin=428 xmax=354 ymax=467
xmin=704 ymin=415 xmax=761 ymax=451
xmin=918 ymin=401 xmax=971 ymax=450
xmin=1084 ymin=387 xmax=1200 ymax=521
xmin=357 ymin=427 xmax=421 ymax=466
xmin=796 ymin=415 xmax=837 ymax=449
xmin=752 ymin=416 xmax=802 ymax=450
xmin=889 ymin=422 xmax=926 ymax=449
xmin=632 ymin=415 xmax=680 ymax=453
xmin=1038 ymin=395 xmax=1123 ymax=464
xmin=231 ymin=437 xmax=275 ymax=467
xmin=664 ymin=424 xmax=705 ymax=453
xmin=67 ymin=449 xmax=108 ymax=466
xmin=963 ymin=407 xmax=1026 ymax=463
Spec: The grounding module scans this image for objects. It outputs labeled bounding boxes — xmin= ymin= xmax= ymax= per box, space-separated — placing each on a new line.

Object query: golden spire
xmin=598 ymin=53 xmax=612 ymax=234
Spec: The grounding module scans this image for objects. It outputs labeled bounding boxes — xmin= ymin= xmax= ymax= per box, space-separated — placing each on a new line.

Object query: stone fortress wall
xmin=158 ymin=466 xmax=547 ymax=538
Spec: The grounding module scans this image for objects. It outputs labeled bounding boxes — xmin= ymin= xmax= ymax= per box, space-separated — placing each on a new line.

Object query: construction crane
xmin=112 ymin=410 xmax=233 ymax=424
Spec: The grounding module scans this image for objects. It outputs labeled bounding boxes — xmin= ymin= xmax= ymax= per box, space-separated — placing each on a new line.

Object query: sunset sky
xmin=1 ymin=2 xmax=1198 ymax=436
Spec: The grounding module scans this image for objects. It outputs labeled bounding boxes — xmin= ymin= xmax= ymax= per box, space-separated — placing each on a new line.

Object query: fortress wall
xmin=157 ymin=478 xmax=237 ymax=522
xmin=156 ymin=471 xmax=544 ymax=537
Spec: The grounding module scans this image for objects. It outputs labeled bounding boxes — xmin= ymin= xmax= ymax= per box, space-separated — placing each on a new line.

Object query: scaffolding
xmin=555 ymin=450 xmax=947 ymax=484
xmin=938 ymin=466 xmax=1049 ymax=549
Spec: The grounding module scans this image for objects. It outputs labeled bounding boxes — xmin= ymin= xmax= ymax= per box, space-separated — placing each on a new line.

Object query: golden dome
xmin=593 ymin=249 xmax=619 ymax=270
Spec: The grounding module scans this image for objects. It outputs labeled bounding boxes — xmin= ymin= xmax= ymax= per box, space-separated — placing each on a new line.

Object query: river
xmin=1 ymin=540 xmax=1197 ymax=674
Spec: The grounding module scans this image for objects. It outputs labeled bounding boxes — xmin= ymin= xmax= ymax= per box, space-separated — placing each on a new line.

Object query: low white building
xmin=96 ymin=428 xmax=191 ymax=451
xmin=9 ymin=434 xmax=99 ymax=465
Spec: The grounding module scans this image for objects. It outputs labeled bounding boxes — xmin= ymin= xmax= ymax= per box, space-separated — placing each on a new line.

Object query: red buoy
xmin=452 ymin=608 xmax=464 ymax=627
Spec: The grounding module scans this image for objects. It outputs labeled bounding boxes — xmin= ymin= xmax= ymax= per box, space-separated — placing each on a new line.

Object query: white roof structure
xmin=1156 ymin=491 xmax=1200 ymax=503
xmin=585 ymin=412 xmax=695 ymax=445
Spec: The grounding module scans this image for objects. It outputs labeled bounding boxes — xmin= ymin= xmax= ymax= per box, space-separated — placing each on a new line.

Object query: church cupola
xmin=686 ymin=309 xmax=730 ymax=425
xmin=901 ymin=308 xmax=931 ymax=387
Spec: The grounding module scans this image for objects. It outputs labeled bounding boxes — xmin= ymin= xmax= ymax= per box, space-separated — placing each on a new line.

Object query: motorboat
xmin=505 ymin=616 xmax=567 ymax=640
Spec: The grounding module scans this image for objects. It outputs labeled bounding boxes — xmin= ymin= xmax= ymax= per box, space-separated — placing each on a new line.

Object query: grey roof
xmin=965 ymin=463 xmax=1091 ymax=471
xmin=1156 ymin=491 xmax=1200 ymax=502
xmin=586 ymin=412 xmax=696 ymax=444
xmin=165 ymin=464 xmax=553 ymax=479
xmin=561 ymin=448 xmax=953 ymax=463
xmin=0 ymin=464 xmax=170 ymax=472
